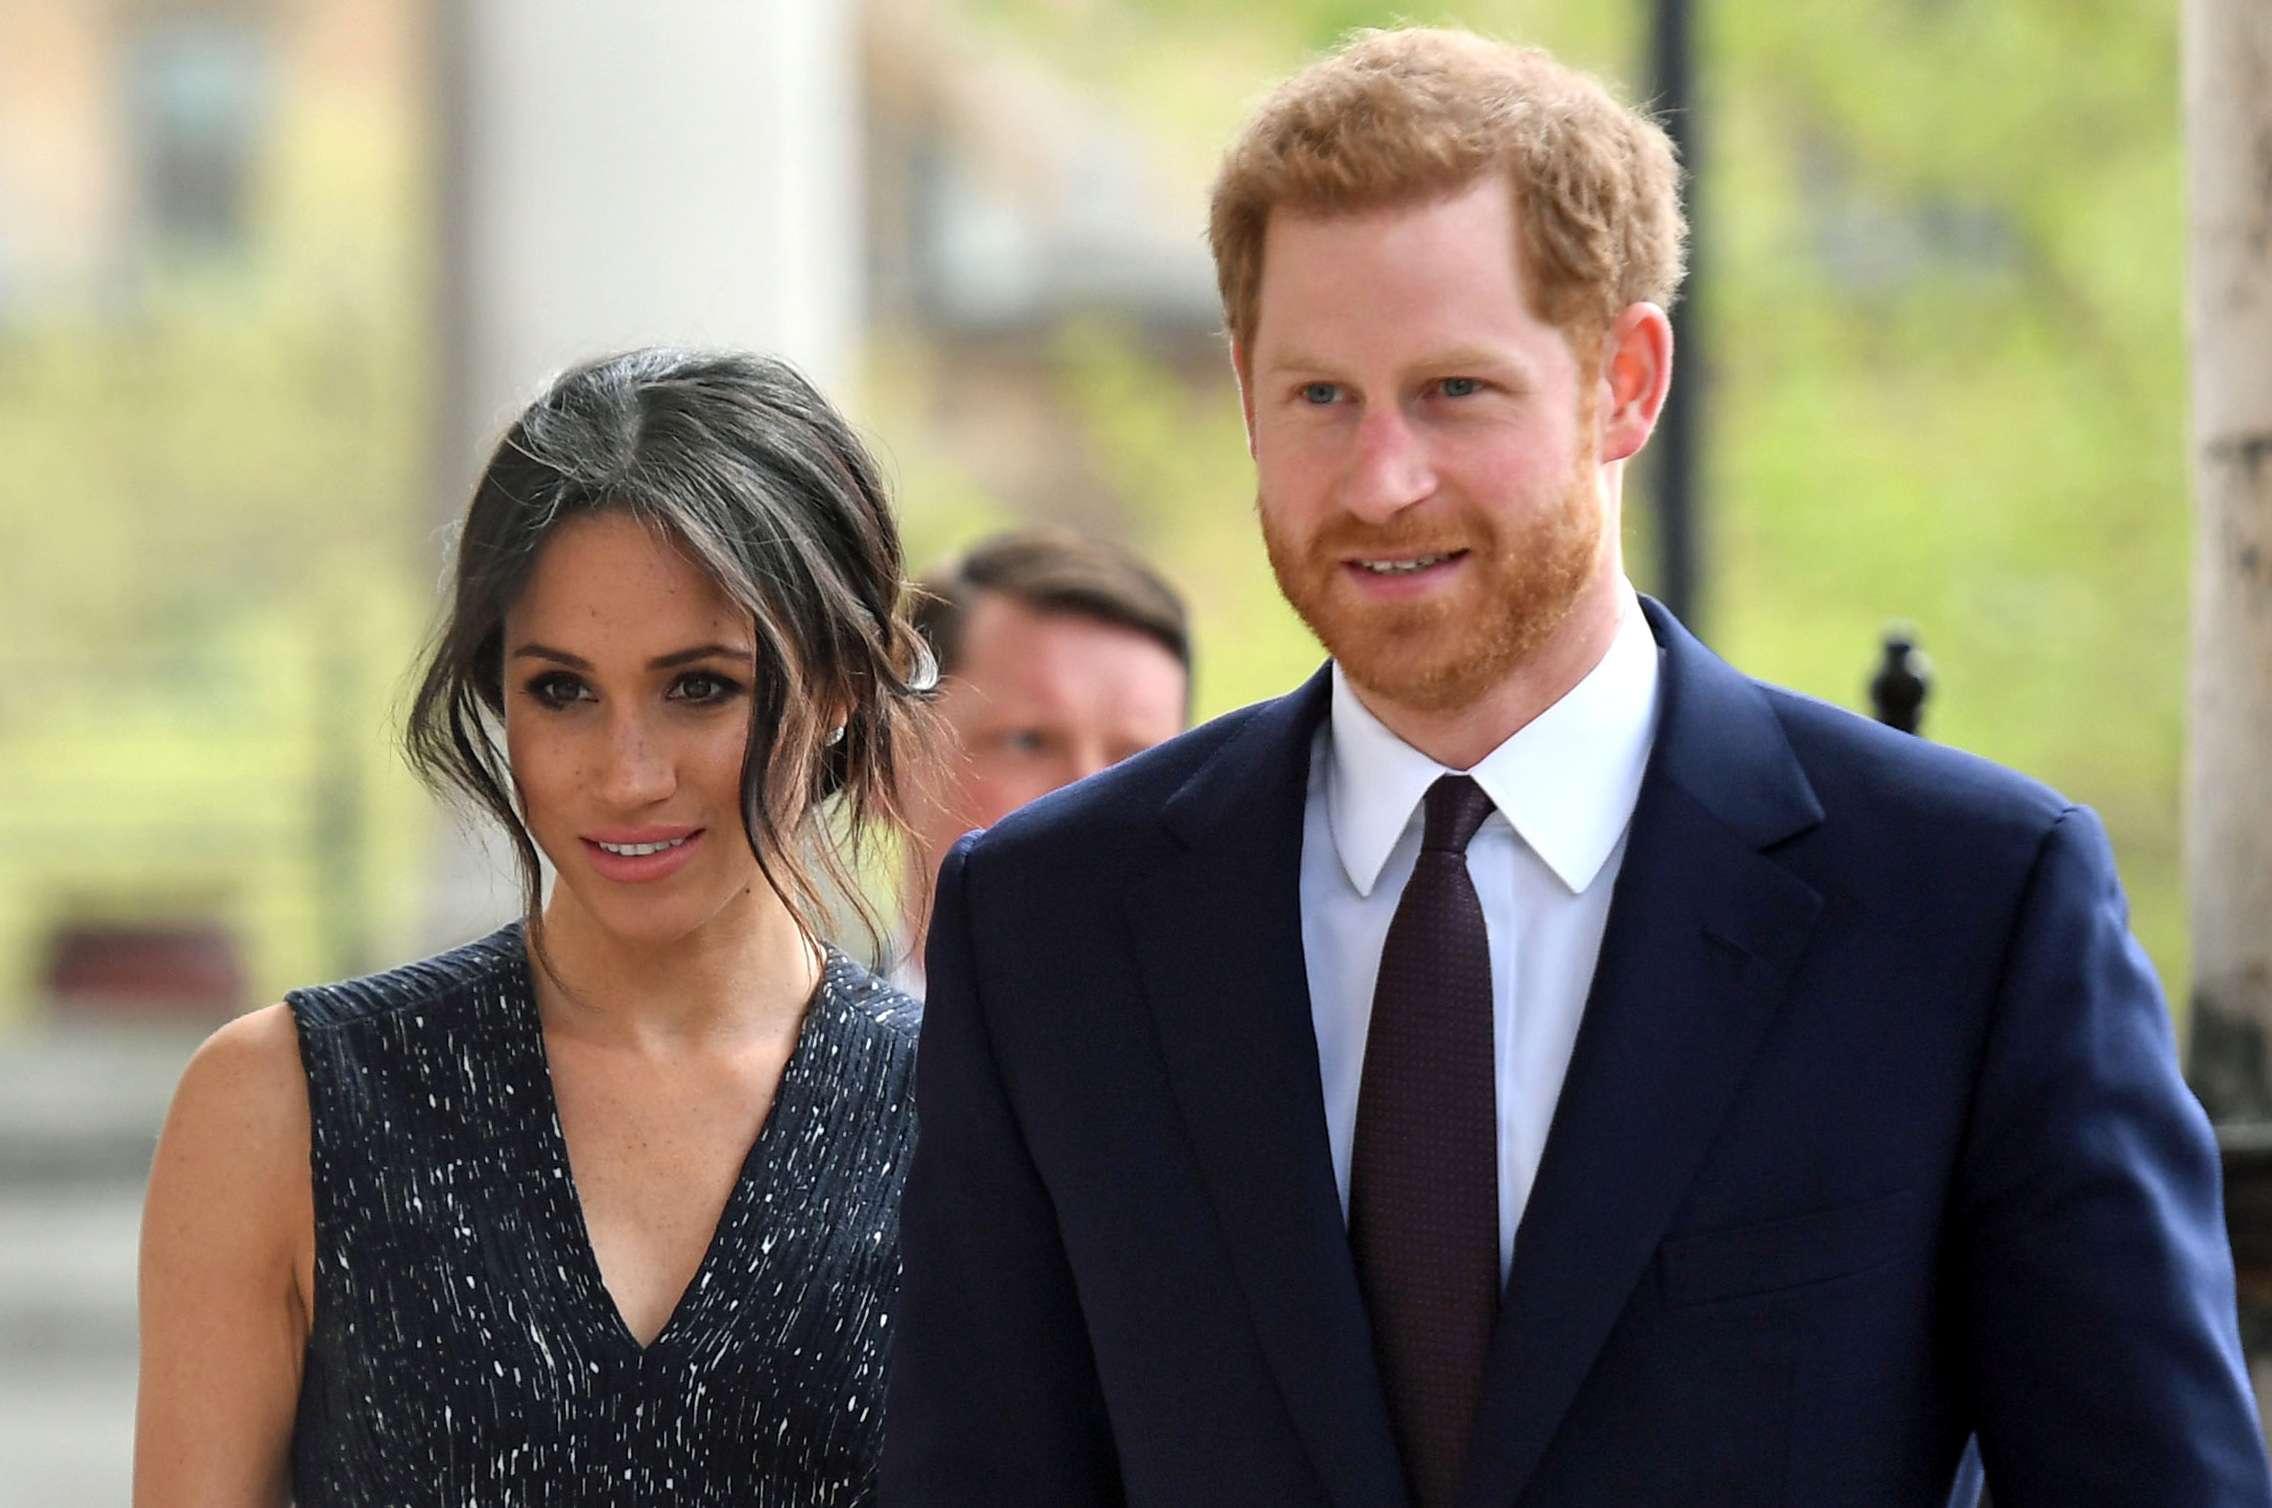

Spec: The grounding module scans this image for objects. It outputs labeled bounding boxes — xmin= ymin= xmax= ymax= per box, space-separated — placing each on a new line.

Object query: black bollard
xmin=1869 ymin=626 xmax=1932 ymax=736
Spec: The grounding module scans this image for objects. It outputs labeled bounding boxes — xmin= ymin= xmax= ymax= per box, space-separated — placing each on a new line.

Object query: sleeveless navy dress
xmin=284 ymin=926 xmax=919 ymax=1506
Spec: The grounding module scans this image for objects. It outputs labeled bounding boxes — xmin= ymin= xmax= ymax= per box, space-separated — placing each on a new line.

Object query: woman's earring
xmin=908 ymin=640 xmax=940 ymax=695
xmin=824 ymin=723 xmax=847 ymax=747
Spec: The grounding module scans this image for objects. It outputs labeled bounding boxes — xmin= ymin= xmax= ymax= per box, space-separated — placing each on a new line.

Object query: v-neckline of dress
xmin=507 ymin=938 xmax=841 ymax=1360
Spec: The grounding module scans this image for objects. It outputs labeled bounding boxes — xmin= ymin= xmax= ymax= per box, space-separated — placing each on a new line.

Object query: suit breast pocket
xmin=1656 ymin=1189 xmax=1921 ymax=1308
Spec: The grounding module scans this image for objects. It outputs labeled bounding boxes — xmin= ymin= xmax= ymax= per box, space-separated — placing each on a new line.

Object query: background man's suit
xmin=882 ymin=600 xmax=2272 ymax=1506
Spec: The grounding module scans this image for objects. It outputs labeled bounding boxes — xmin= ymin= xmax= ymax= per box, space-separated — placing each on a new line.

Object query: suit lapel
xmin=1459 ymin=602 xmax=1827 ymax=1507
xmin=1128 ymin=668 xmax=1409 ymax=1508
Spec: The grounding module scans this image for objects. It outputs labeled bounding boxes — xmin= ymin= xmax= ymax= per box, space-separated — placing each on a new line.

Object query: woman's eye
xmin=1438 ymin=377 xmax=1481 ymax=398
xmin=1299 ymin=382 xmax=1338 ymax=406
xmin=525 ymin=672 xmax=593 ymax=709
xmin=668 ymin=671 xmax=744 ymax=705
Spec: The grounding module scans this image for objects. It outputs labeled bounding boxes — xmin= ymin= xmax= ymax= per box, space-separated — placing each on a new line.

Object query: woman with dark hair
xmin=134 ymin=349 xmax=936 ymax=1506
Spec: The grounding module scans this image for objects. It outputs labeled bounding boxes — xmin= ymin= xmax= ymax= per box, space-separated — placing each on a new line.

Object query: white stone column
xmin=2183 ymin=0 xmax=2272 ymax=1116
xmin=426 ymin=0 xmax=862 ymax=946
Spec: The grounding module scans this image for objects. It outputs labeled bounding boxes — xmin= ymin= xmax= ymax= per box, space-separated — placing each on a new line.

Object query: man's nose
xmin=1341 ymin=402 xmax=1435 ymax=523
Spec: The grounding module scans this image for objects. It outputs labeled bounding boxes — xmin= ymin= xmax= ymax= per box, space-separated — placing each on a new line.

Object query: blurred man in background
xmin=896 ymin=527 xmax=1190 ymax=992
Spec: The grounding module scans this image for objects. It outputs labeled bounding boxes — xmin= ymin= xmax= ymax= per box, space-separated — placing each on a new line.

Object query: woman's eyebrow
xmin=507 ymin=642 xmax=756 ymax=671
xmin=648 ymin=643 xmax=757 ymax=670
xmin=509 ymin=642 xmax=590 ymax=669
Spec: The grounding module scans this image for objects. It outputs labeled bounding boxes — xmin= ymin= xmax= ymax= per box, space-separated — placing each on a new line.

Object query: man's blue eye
xmin=1301 ymin=383 xmax=1337 ymax=405
xmin=1440 ymin=377 xmax=1480 ymax=398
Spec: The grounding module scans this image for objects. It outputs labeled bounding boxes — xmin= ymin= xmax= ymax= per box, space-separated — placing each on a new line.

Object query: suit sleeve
xmin=1956 ymin=805 xmax=2272 ymax=1505
xmin=880 ymin=833 xmax=1126 ymax=1507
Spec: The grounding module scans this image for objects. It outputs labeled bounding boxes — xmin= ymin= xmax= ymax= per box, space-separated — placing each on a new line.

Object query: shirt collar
xmin=1324 ymin=587 xmax=1661 ymax=898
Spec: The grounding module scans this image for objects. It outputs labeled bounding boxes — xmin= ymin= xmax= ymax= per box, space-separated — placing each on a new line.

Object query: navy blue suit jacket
xmin=882 ymin=601 xmax=2272 ymax=1506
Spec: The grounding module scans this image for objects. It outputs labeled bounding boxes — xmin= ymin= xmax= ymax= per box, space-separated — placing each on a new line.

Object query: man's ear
xmin=1232 ymin=341 xmax=1259 ymax=460
xmin=1597 ymin=302 xmax=1674 ymax=465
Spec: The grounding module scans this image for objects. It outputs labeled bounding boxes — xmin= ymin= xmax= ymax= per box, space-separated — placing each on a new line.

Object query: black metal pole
xmin=1647 ymin=0 xmax=1703 ymax=633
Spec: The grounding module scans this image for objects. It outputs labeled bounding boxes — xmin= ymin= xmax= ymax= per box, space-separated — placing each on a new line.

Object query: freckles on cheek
xmin=708 ymin=731 xmax=751 ymax=795
xmin=697 ymin=738 xmax=754 ymax=851
xmin=502 ymin=725 xmax=578 ymax=840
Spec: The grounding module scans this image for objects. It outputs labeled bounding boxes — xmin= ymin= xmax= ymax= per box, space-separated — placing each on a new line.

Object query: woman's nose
xmin=597 ymin=714 xmax=676 ymax=805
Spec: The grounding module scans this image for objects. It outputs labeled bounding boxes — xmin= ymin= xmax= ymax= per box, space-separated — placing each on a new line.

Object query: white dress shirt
xmin=1300 ymin=588 xmax=1661 ymax=1281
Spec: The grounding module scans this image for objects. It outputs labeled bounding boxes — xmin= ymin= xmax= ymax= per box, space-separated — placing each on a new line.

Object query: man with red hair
xmin=885 ymin=28 xmax=2270 ymax=1507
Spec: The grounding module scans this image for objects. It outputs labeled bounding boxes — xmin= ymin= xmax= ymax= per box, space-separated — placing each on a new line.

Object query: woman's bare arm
xmin=135 ymin=1004 xmax=313 ymax=1507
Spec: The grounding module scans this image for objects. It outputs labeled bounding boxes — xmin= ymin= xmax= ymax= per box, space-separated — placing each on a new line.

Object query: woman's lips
xmin=579 ymin=828 xmax=704 ymax=883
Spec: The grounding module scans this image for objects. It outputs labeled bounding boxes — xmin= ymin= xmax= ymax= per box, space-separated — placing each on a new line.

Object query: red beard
xmin=1259 ymin=457 xmax=1608 ymax=714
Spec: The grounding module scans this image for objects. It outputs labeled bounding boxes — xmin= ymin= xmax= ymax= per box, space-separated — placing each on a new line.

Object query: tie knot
xmin=1420 ymin=775 xmax=1493 ymax=855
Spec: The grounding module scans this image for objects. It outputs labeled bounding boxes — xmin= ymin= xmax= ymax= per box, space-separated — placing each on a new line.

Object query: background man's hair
xmin=910 ymin=526 xmax=1192 ymax=682
xmin=1209 ymin=27 xmax=1688 ymax=354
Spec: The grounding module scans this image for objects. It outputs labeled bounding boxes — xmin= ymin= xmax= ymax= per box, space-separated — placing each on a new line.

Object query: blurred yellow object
xmin=0 ymin=578 xmax=433 ymax=1028
xmin=0 ymin=0 xmax=432 ymax=1031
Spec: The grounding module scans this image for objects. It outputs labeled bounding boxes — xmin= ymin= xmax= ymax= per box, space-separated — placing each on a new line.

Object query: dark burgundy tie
xmin=1349 ymin=774 xmax=1500 ymax=1508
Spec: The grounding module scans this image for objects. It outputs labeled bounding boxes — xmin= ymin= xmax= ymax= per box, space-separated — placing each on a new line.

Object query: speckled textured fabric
xmin=285 ymin=925 xmax=918 ymax=1507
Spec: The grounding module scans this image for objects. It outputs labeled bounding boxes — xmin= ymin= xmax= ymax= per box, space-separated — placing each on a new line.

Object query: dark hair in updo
xmin=405 ymin=347 xmax=937 ymax=953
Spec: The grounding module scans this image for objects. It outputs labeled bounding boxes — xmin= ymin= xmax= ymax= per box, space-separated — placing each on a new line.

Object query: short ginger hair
xmin=1209 ymin=28 xmax=1688 ymax=354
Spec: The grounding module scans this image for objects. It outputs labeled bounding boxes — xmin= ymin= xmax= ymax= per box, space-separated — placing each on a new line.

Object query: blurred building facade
xmin=424 ymin=0 xmax=868 ymax=945
xmin=0 ymin=0 xmax=1223 ymax=1029
xmin=0 ymin=0 xmax=433 ymax=1029
xmin=863 ymin=0 xmax=1225 ymax=543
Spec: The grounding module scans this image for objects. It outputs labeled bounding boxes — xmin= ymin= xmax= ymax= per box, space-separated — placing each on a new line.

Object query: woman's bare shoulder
xmin=149 ymin=1005 xmax=310 ymax=1229
xmin=173 ymin=1004 xmax=306 ymax=1124
xmin=137 ymin=1005 xmax=312 ymax=1506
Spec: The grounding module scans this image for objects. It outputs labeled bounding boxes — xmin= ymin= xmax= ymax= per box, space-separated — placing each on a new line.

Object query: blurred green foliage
xmin=0 ymin=59 xmax=433 ymax=1019
xmin=933 ymin=0 xmax=2194 ymax=1001
xmin=2 ymin=0 xmax=2194 ymax=1019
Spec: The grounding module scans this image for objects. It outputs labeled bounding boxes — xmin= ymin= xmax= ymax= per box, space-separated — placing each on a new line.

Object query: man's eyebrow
xmin=507 ymin=642 xmax=756 ymax=671
xmin=1261 ymin=345 xmax=1520 ymax=375
xmin=1414 ymin=344 xmax=1518 ymax=372
xmin=1264 ymin=349 xmax=1336 ymax=375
